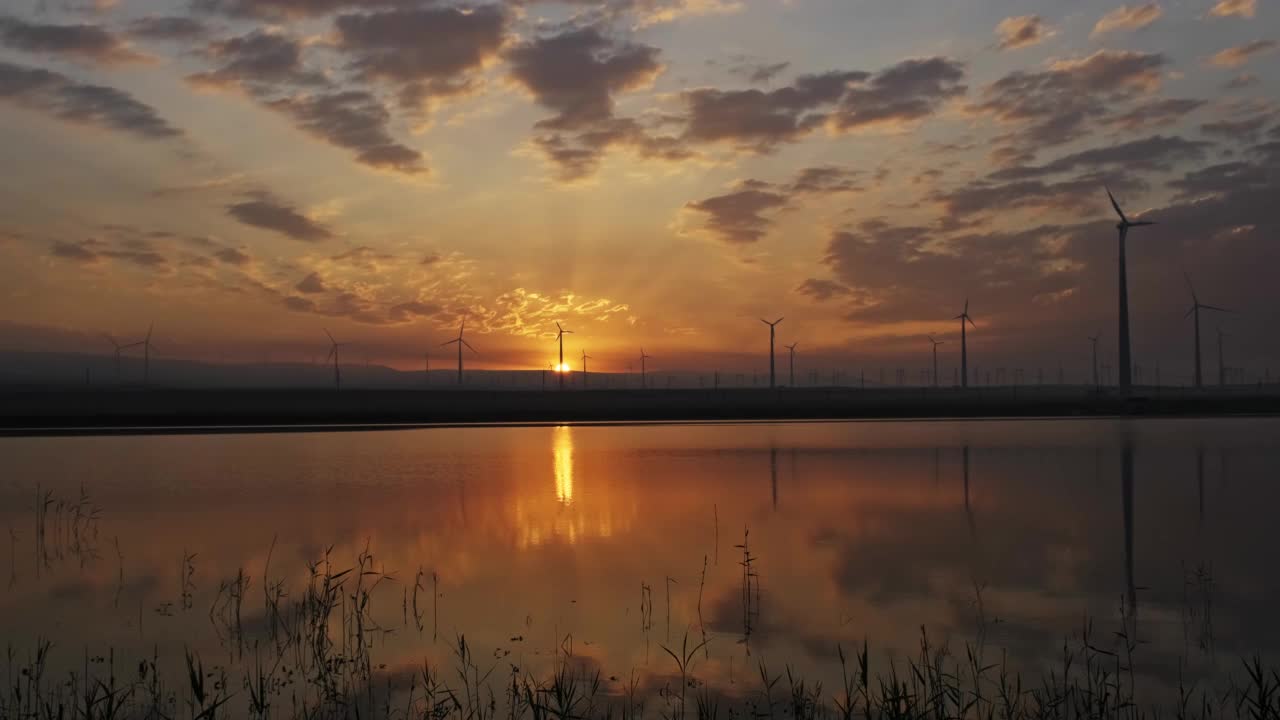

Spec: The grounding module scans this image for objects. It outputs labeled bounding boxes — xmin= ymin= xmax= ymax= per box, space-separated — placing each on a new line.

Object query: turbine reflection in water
xmin=554 ymin=424 xmax=574 ymax=505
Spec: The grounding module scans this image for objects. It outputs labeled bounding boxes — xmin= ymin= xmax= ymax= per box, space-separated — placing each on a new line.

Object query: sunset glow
xmin=1 ymin=0 xmax=1277 ymax=378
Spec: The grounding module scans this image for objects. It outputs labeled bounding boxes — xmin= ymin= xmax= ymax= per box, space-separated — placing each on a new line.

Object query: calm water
xmin=1 ymin=418 xmax=1278 ymax=711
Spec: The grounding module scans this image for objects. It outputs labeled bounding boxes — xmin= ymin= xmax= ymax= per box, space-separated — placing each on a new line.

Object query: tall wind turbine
xmin=581 ymin=349 xmax=593 ymax=389
xmin=928 ymin=335 xmax=945 ymax=387
xmin=760 ymin=317 xmax=784 ymax=389
xmin=440 ymin=319 xmax=477 ymax=385
xmin=1183 ymin=273 xmax=1232 ymax=389
xmin=784 ymin=342 xmax=798 ymax=387
xmin=1088 ymin=333 xmax=1101 ymax=388
xmin=954 ymin=300 xmax=976 ymax=388
xmin=554 ymin=322 xmax=573 ymax=391
xmin=1217 ymin=327 xmax=1228 ymax=387
xmin=138 ymin=323 xmax=159 ymax=386
xmin=102 ymin=334 xmax=141 ymax=385
xmin=1106 ymin=188 xmax=1156 ymax=392
xmin=640 ymin=348 xmax=652 ymax=389
xmin=323 ymin=329 xmax=349 ymax=390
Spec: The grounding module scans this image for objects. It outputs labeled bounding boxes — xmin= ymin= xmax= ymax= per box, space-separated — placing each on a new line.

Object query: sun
xmin=554 ymin=363 xmax=572 ymax=373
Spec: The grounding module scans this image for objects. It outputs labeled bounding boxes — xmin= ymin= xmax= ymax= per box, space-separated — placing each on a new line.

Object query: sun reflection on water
xmin=554 ymin=424 xmax=573 ymax=505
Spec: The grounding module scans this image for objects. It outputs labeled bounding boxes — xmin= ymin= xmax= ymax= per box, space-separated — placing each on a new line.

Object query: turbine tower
xmin=581 ymin=349 xmax=593 ymax=389
xmin=102 ymin=334 xmax=141 ymax=385
xmin=1183 ymin=273 xmax=1232 ymax=389
xmin=928 ymin=335 xmax=945 ymax=387
xmin=323 ymin=329 xmax=349 ymax=391
xmin=139 ymin=323 xmax=158 ymax=386
xmin=1106 ymin=188 xmax=1156 ymax=393
xmin=784 ymin=342 xmax=798 ymax=387
xmin=640 ymin=348 xmax=652 ymax=389
xmin=554 ymin=322 xmax=573 ymax=391
xmin=440 ymin=319 xmax=477 ymax=385
xmin=954 ymin=300 xmax=975 ymax=388
xmin=1088 ymin=333 xmax=1101 ymax=388
xmin=1217 ymin=327 xmax=1228 ymax=387
xmin=760 ymin=317 xmax=784 ymax=389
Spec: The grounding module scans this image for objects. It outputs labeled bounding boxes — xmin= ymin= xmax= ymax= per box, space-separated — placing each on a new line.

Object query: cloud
xmin=188 ymin=30 xmax=326 ymax=90
xmin=127 ymin=16 xmax=209 ymax=41
xmin=1200 ymin=114 xmax=1273 ymax=142
xmin=334 ymin=4 xmax=506 ymax=110
xmin=388 ymin=300 xmax=442 ymax=322
xmin=265 ymin=91 xmax=426 ymax=174
xmin=1224 ymin=73 xmax=1259 ymax=90
xmin=227 ymin=197 xmax=332 ymax=241
xmin=507 ymin=25 xmax=684 ymax=180
xmin=0 ymin=60 xmax=181 ymax=140
xmin=685 ymin=185 xmax=789 ymax=244
xmin=1207 ymin=40 xmax=1277 ymax=68
xmin=1091 ymin=3 xmax=1163 ymax=37
xmin=330 ymin=245 xmax=396 ymax=270
xmin=0 ymin=16 xmax=151 ymax=65
xmin=213 ymin=247 xmax=251 ymax=266
xmin=995 ymin=15 xmax=1053 ymax=51
xmin=796 ymin=278 xmax=855 ymax=302
xmin=50 ymin=237 xmax=170 ymax=269
xmin=724 ymin=58 xmax=790 ymax=84
xmin=1167 ymin=160 xmax=1271 ymax=199
xmin=193 ymin=0 xmax=405 ymax=19
xmin=681 ymin=57 xmax=963 ymax=153
xmin=971 ymin=50 xmax=1167 ymax=148
xmin=295 ymin=272 xmax=327 ymax=293
xmin=1104 ymin=98 xmax=1206 ymax=131
xmin=628 ymin=0 xmax=742 ymax=27
xmin=989 ymin=135 xmax=1212 ymax=181
xmin=685 ymin=166 xmax=860 ymax=244
xmin=1208 ymin=0 xmax=1256 ymax=19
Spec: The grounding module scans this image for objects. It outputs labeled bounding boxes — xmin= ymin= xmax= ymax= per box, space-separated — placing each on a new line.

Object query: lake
xmin=2 ymin=418 xmax=1277 ymax=718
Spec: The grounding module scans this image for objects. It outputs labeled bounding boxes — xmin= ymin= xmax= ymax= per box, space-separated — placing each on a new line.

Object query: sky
xmin=0 ymin=0 xmax=1277 ymax=380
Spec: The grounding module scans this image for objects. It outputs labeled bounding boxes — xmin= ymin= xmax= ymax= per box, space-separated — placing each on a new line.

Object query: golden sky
xmin=1 ymin=0 xmax=1278 ymax=377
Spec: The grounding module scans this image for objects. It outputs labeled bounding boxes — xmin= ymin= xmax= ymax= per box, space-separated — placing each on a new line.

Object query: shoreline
xmin=2 ymin=386 xmax=1278 ymax=436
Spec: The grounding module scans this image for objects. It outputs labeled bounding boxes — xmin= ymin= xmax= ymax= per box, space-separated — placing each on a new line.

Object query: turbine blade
xmin=967 ymin=316 xmax=977 ymax=329
xmin=463 ymin=339 xmax=478 ymax=354
xmin=1106 ymin=186 xmax=1128 ymax=224
xmin=1184 ymin=273 xmax=1198 ymax=303
xmin=1202 ymin=305 xmax=1233 ymax=313
xmin=1185 ymin=306 xmax=1195 ymax=319
xmin=146 ymin=323 xmax=153 ymax=342
xmin=440 ymin=339 xmax=459 ymax=347
xmin=556 ymin=321 xmax=563 ymax=332
xmin=324 ymin=328 xmax=336 ymax=343
xmin=775 ymin=317 xmax=784 ymax=325
xmin=326 ymin=347 xmax=335 ymax=361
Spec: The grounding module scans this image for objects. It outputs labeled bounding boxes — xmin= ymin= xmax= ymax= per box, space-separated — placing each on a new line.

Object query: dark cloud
xmin=264 ymin=91 xmax=426 ymax=174
xmin=188 ymin=30 xmax=325 ymax=90
xmin=796 ymin=278 xmax=855 ymax=302
xmin=723 ymin=58 xmax=791 ymax=84
xmin=214 ymin=247 xmax=251 ymax=266
xmin=0 ymin=60 xmax=181 ymax=139
xmin=686 ymin=165 xmax=860 ymax=244
xmin=972 ymin=50 xmax=1166 ymax=153
xmin=686 ymin=186 xmax=788 ymax=244
xmin=995 ymin=15 xmax=1053 ymax=51
xmin=227 ymin=198 xmax=332 ymax=241
xmin=334 ymin=4 xmax=506 ymax=109
xmin=330 ymin=245 xmax=396 ymax=270
xmin=1200 ymin=114 xmax=1273 ymax=142
xmin=1167 ymin=160 xmax=1272 ymax=199
xmin=295 ymin=272 xmax=327 ymax=293
xmin=193 ymin=0 xmax=409 ymax=19
xmin=0 ymin=16 xmax=150 ymax=64
xmin=388 ymin=300 xmax=442 ymax=322
xmin=50 ymin=237 xmax=169 ymax=269
xmin=934 ymin=172 xmax=1145 ymax=219
xmin=1105 ymin=98 xmax=1206 ymax=131
xmin=681 ymin=57 xmax=962 ymax=152
xmin=283 ymin=295 xmax=317 ymax=312
xmin=507 ymin=26 xmax=684 ymax=180
xmin=1224 ymin=73 xmax=1259 ymax=90
xmin=421 ymin=252 xmax=441 ymax=265
xmin=989 ymin=135 xmax=1212 ymax=181
xmin=127 ymin=16 xmax=210 ymax=41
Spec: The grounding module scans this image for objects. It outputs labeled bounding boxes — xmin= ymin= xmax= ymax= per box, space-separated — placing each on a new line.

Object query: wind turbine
xmin=1183 ymin=273 xmax=1232 ymax=389
xmin=133 ymin=323 xmax=160 ymax=386
xmin=423 ymin=351 xmax=430 ymax=387
xmin=928 ymin=335 xmax=945 ymax=387
xmin=784 ymin=342 xmax=798 ymax=387
xmin=581 ymin=349 xmax=593 ymax=389
xmin=640 ymin=348 xmax=652 ymax=389
xmin=1217 ymin=327 xmax=1228 ymax=387
xmin=102 ymin=334 xmax=141 ymax=385
xmin=554 ymin=322 xmax=573 ymax=391
xmin=954 ymin=300 xmax=976 ymax=388
xmin=440 ymin=319 xmax=477 ymax=385
xmin=1088 ymin=333 xmax=1101 ymax=388
xmin=1106 ymin=188 xmax=1156 ymax=393
xmin=760 ymin=317 xmax=784 ymax=389
xmin=323 ymin=329 xmax=349 ymax=391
